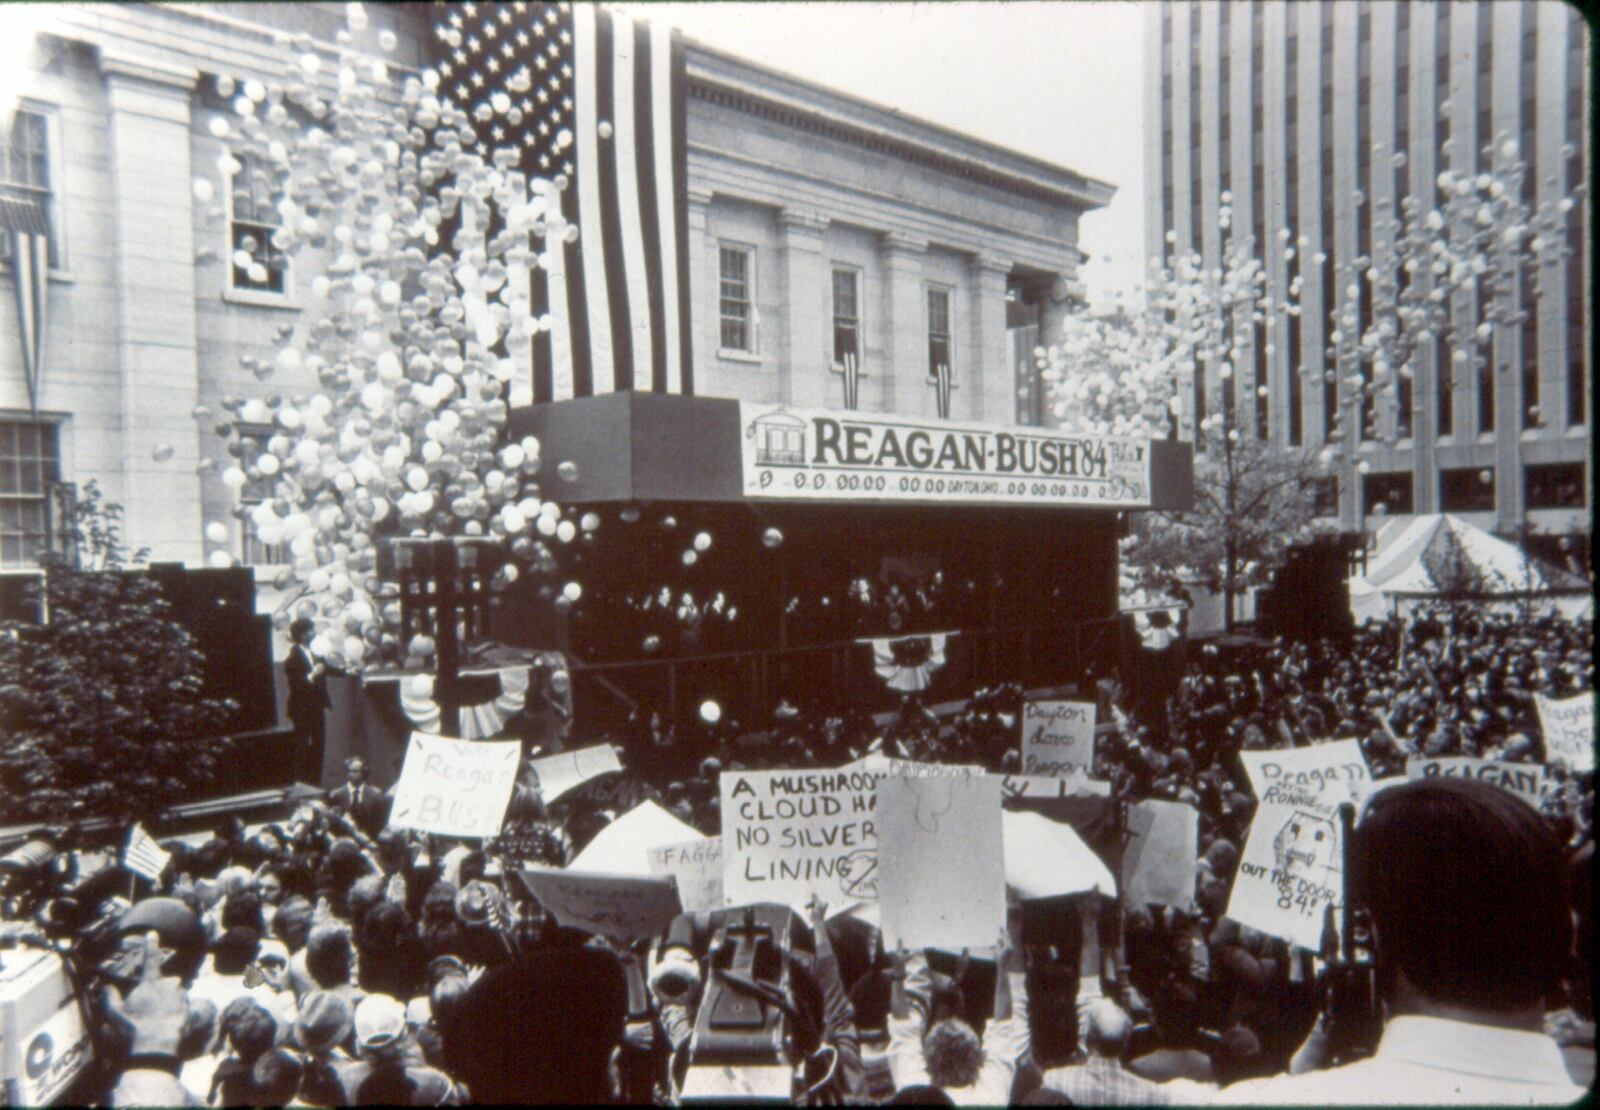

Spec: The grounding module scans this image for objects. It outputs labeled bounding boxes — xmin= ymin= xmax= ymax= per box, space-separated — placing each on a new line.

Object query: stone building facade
xmin=0 ymin=3 xmax=1108 ymax=579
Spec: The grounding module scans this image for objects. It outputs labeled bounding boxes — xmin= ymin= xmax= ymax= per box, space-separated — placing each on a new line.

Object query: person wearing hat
xmin=294 ymin=989 xmax=363 ymax=1106
xmin=343 ymin=993 xmax=463 ymax=1105
xmin=451 ymin=879 xmax=514 ymax=968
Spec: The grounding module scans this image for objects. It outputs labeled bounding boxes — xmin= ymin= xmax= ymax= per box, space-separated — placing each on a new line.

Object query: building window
xmin=718 ymin=244 xmax=754 ymax=353
xmin=1363 ymin=471 xmax=1414 ymax=515
xmin=1437 ymin=336 xmax=1455 ymax=436
xmin=0 ymin=420 xmax=61 ymax=569
xmin=926 ymin=285 xmax=952 ymax=381
xmin=228 ymin=152 xmax=287 ymax=294
xmin=236 ymin=425 xmax=287 ymax=566
xmin=1312 ymin=475 xmax=1339 ymax=517
xmin=1440 ymin=466 xmax=1495 ymax=512
xmin=832 ymin=267 xmax=861 ymax=366
xmin=1525 ymin=463 xmax=1586 ymax=509
xmin=0 ymin=106 xmax=60 ymax=269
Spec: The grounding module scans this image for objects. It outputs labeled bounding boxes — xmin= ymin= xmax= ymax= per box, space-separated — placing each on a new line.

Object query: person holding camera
xmin=1216 ymin=778 xmax=1585 ymax=1104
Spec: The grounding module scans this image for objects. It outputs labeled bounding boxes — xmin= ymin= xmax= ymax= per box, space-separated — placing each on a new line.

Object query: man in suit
xmin=285 ymin=618 xmax=331 ymax=786
xmin=329 ymin=758 xmax=389 ymax=840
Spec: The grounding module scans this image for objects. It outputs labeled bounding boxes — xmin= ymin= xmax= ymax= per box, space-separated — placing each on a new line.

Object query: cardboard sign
xmin=720 ymin=768 xmax=881 ymax=914
xmin=1406 ymin=758 xmax=1548 ymax=810
xmin=388 ymin=732 xmax=520 ymax=839
xmin=877 ymin=776 xmax=1006 ymax=950
xmin=996 ymin=773 xmax=1112 ymax=801
xmin=519 ymin=867 xmax=681 ymax=942
xmin=1002 ymin=809 xmax=1117 ymax=900
xmin=529 ymin=744 xmax=624 ymax=803
xmin=569 ymin=801 xmax=705 ymax=876
xmin=648 ymin=837 xmax=724 ymax=914
xmin=1021 ymin=700 xmax=1097 ymax=777
xmin=1537 ymin=692 xmax=1594 ymax=772
xmin=1225 ymin=779 xmax=1350 ymax=950
xmin=846 ymin=754 xmax=983 ymax=778
xmin=1122 ymin=799 xmax=1199 ymax=911
xmin=1238 ymin=739 xmax=1370 ymax=799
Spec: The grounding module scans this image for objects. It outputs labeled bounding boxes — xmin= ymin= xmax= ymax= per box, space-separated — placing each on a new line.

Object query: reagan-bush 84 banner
xmin=739 ymin=404 xmax=1153 ymax=508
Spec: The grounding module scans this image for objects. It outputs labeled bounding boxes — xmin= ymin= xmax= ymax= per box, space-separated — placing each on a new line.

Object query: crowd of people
xmin=8 ymin=607 xmax=1591 ymax=1105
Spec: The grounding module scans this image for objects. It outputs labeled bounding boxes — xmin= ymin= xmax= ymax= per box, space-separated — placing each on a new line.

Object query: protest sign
xmin=529 ymin=744 xmax=624 ymax=803
xmin=1536 ymin=692 xmax=1594 ymax=772
xmin=1405 ymin=758 xmax=1548 ymax=810
xmin=1020 ymin=700 xmax=1097 ymax=777
xmin=388 ymin=732 xmax=520 ymax=839
xmin=996 ymin=773 xmax=1112 ymax=801
xmin=877 ymin=775 xmax=1005 ymax=950
xmin=1225 ymin=779 xmax=1350 ymax=950
xmin=519 ymin=867 xmax=681 ymax=942
xmin=721 ymin=768 xmax=881 ymax=914
xmin=1002 ymin=810 xmax=1117 ymax=900
xmin=846 ymin=753 xmax=983 ymax=778
xmin=1122 ymin=799 xmax=1198 ymax=911
xmin=570 ymin=801 xmax=706 ymax=876
xmin=1238 ymin=739 xmax=1370 ymax=799
xmin=648 ymin=837 xmax=724 ymax=914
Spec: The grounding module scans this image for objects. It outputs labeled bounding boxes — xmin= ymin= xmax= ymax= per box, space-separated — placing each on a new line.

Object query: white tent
xmin=1348 ymin=514 xmax=1592 ymax=624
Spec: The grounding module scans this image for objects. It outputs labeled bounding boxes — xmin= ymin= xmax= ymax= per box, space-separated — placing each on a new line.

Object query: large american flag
xmin=431 ymin=1 xmax=693 ymax=403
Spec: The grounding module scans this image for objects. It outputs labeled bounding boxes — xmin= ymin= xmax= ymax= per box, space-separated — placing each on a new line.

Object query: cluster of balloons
xmin=173 ymin=2 xmax=583 ymax=672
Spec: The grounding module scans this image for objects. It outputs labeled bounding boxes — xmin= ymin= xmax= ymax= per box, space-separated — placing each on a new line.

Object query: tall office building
xmin=1145 ymin=0 xmax=1590 ymax=549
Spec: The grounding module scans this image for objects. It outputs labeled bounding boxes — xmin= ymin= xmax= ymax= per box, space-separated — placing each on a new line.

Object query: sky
xmin=616 ymin=1 xmax=1148 ymax=303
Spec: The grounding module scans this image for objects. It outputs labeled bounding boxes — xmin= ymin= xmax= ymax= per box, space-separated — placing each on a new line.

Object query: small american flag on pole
xmin=934 ymin=361 xmax=953 ymax=420
xmin=430 ymin=1 xmax=693 ymax=403
xmin=123 ymin=823 xmax=171 ymax=883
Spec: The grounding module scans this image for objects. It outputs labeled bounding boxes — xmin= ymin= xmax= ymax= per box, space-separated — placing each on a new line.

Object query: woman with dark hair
xmin=357 ymin=900 xmax=427 ymax=999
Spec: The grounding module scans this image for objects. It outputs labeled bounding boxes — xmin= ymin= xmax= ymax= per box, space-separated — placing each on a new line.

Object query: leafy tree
xmin=1041 ymin=196 xmax=1324 ymax=630
xmin=0 ymin=483 xmax=236 ymax=824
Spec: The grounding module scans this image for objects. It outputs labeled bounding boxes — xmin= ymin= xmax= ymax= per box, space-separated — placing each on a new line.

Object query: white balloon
xmin=221 ymin=466 xmax=247 ymax=490
xmin=562 ymin=581 xmax=582 ymax=602
xmin=205 ymin=521 xmax=229 ymax=544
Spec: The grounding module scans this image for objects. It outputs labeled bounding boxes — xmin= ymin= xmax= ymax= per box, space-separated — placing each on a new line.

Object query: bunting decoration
xmin=1 ymin=193 xmax=49 ymax=417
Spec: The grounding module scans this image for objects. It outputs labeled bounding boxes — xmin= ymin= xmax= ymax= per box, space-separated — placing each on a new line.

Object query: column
xmin=685 ymin=185 xmax=714 ymax=393
xmin=877 ymin=231 xmax=926 ymax=416
xmin=777 ymin=209 xmax=828 ymax=409
xmin=1034 ymin=273 xmax=1077 ymax=428
xmin=967 ymin=252 xmax=1011 ymax=425
xmin=103 ymin=54 xmax=203 ymax=565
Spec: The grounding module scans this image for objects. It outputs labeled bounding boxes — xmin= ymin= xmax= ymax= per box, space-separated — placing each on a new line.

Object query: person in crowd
xmin=887 ymin=928 xmax=1031 ymax=1105
xmin=341 ymin=993 xmax=462 ymax=1105
xmin=285 ymin=617 xmax=332 ymax=786
xmin=1216 ymin=777 xmax=1586 ymax=1104
xmin=1038 ymin=998 xmax=1175 ymax=1105
xmin=293 ymin=990 xmax=363 ymax=1107
xmin=328 ymin=758 xmax=389 ymax=840
xmin=208 ymin=997 xmax=278 ymax=1105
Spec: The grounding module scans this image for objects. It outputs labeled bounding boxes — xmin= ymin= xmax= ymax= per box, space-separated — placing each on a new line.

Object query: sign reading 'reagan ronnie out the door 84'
xmin=739 ymin=404 xmax=1153 ymax=507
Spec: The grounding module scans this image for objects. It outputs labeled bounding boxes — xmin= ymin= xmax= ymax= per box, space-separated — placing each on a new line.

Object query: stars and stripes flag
xmin=123 ymin=823 xmax=172 ymax=883
xmin=0 ymin=193 xmax=49 ymax=418
xmin=431 ymin=1 xmax=693 ymax=404
xmin=934 ymin=361 xmax=953 ymax=420
xmin=841 ymin=351 xmax=860 ymax=410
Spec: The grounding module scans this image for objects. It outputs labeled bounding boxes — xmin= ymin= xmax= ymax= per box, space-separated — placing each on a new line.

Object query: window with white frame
xmin=831 ymin=267 xmax=861 ymax=366
xmin=0 ymin=106 xmax=61 ymax=269
xmin=927 ymin=285 xmax=953 ymax=380
xmin=0 ymin=420 xmax=61 ymax=569
xmin=228 ymin=152 xmax=288 ymax=294
xmin=718 ymin=244 xmax=754 ymax=353
xmin=236 ymin=425 xmax=286 ymax=566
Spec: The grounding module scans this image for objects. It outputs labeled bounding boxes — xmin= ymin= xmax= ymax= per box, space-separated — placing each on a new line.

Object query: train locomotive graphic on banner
xmin=740 ymin=404 xmax=1153 ymax=507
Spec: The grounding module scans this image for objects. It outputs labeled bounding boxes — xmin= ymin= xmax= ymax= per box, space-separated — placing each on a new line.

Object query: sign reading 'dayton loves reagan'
xmin=1021 ymin=700 xmax=1097 ymax=777
xmin=739 ymin=404 xmax=1153 ymax=508
xmin=388 ymin=732 xmax=520 ymax=839
xmin=1536 ymin=692 xmax=1594 ymax=772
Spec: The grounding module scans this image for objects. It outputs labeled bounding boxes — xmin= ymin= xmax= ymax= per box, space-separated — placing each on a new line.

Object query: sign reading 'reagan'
xmin=739 ymin=404 xmax=1153 ymax=508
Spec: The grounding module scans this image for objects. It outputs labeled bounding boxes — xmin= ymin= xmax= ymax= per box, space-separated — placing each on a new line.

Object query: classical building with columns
xmin=0 ymin=3 xmax=1108 ymax=577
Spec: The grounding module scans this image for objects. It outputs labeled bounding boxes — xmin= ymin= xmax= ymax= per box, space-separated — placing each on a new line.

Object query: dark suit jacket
xmin=286 ymin=645 xmax=331 ymax=725
xmin=329 ymin=783 xmax=390 ymax=839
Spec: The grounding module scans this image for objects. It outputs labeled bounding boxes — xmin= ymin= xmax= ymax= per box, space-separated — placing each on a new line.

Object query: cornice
xmin=687 ymin=73 xmax=1116 ymax=215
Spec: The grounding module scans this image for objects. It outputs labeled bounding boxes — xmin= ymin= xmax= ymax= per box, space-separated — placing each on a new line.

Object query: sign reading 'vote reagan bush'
xmin=739 ymin=404 xmax=1153 ymax=508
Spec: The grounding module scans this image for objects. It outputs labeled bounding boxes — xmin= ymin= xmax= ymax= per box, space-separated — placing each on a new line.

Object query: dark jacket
xmin=286 ymin=645 xmax=331 ymax=723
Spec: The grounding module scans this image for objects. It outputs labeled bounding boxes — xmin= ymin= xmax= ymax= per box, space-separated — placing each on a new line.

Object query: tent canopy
xmin=1349 ymin=514 xmax=1591 ymax=622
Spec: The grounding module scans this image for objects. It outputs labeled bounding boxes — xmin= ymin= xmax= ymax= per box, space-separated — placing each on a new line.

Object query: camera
xmin=677 ymin=903 xmax=813 ymax=1103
